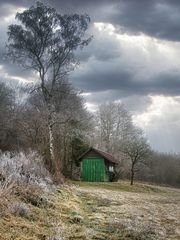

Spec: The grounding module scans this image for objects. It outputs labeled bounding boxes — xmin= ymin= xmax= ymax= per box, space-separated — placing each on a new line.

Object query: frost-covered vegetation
xmin=0 ymin=151 xmax=54 ymax=219
xmin=0 ymin=151 xmax=52 ymax=191
xmin=0 ymin=151 xmax=56 ymax=235
xmin=0 ymin=150 xmax=76 ymax=239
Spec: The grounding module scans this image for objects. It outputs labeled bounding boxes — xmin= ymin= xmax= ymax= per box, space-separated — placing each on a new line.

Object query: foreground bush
xmin=0 ymin=151 xmax=52 ymax=191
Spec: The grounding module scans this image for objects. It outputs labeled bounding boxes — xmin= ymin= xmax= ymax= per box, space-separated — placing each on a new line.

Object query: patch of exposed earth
xmin=77 ymin=183 xmax=180 ymax=240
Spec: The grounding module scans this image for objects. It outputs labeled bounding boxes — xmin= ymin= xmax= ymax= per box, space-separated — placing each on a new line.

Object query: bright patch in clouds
xmin=80 ymin=92 xmax=92 ymax=97
xmin=94 ymin=22 xmax=116 ymax=35
xmin=133 ymin=95 xmax=180 ymax=127
xmin=84 ymin=22 xmax=180 ymax=86
xmin=133 ymin=95 xmax=167 ymax=127
xmin=0 ymin=65 xmax=35 ymax=83
xmin=85 ymin=102 xmax=97 ymax=112
xmin=133 ymin=95 xmax=180 ymax=152
xmin=1 ymin=5 xmax=26 ymax=23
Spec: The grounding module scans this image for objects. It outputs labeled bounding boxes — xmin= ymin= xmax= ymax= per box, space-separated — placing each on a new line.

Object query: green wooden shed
xmin=78 ymin=147 xmax=117 ymax=182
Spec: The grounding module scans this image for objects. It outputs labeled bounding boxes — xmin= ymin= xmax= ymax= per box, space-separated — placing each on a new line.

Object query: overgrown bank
xmin=0 ymin=184 xmax=87 ymax=240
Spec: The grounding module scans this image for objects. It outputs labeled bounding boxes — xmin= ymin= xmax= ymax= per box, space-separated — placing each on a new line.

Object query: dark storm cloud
xmin=1 ymin=0 xmax=180 ymax=41
xmin=57 ymin=0 xmax=180 ymax=42
xmin=58 ymin=0 xmax=180 ymax=42
xmin=72 ymin=64 xmax=180 ymax=98
xmin=84 ymin=92 xmax=152 ymax=114
xmin=44 ymin=0 xmax=180 ymax=42
xmin=108 ymin=0 xmax=180 ymax=42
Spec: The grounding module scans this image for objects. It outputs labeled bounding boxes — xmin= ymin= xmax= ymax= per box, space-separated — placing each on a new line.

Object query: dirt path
xmin=76 ymin=183 xmax=180 ymax=240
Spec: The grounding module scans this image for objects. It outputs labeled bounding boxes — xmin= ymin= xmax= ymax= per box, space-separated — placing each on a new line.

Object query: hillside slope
xmin=0 ymin=182 xmax=179 ymax=240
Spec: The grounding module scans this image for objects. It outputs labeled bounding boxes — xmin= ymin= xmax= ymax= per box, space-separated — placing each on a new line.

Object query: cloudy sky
xmin=1 ymin=0 xmax=180 ymax=153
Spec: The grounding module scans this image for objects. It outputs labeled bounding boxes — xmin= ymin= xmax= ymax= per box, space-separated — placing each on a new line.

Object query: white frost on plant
xmin=0 ymin=151 xmax=52 ymax=190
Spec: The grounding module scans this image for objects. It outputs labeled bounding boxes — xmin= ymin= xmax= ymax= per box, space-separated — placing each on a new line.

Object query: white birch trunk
xmin=48 ymin=120 xmax=55 ymax=164
xmin=47 ymin=103 xmax=56 ymax=171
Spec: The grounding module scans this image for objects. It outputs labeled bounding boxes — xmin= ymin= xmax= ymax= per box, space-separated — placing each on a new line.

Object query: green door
xmin=81 ymin=157 xmax=108 ymax=182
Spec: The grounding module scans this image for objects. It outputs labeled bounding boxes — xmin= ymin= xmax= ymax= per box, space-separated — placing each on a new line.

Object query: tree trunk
xmin=46 ymin=98 xmax=59 ymax=172
xmin=42 ymin=91 xmax=64 ymax=181
xmin=48 ymin=113 xmax=56 ymax=172
xmin=130 ymin=165 xmax=135 ymax=185
xmin=47 ymin=104 xmax=64 ymax=183
xmin=70 ymin=144 xmax=73 ymax=179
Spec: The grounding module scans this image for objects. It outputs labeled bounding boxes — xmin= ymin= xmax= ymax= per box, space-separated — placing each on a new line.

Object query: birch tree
xmin=6 ymin=2 xmax=91 ymax=173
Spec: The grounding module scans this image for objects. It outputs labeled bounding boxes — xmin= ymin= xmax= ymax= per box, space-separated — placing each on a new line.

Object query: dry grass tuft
xmin=9 ymin=202 xmax=29 ymax=218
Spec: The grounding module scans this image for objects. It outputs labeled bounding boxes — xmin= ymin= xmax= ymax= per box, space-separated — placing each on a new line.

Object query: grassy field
xmin=74 ymin=181 xmax=180 ymax=240
xmin=0 ymin=181 xmax=179 ymax=239
xmin=72 ymin=180 xmax=169 ymax=193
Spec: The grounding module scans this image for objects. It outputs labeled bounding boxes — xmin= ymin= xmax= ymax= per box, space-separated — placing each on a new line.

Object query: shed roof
xmin=78 ymin=147 xmax=118 ymax=164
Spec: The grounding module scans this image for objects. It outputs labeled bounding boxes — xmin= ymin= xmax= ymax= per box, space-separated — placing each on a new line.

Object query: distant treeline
xmin=138 ymin=152 xmax=180 ymax=187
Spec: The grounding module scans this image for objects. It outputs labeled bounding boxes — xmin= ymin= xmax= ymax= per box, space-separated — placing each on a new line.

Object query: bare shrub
xmin=0 ymin=151 xmax=52 ymax=190
xmin=0 ymin=179 xmax=15 ymax=217
xmin=15 ymin=185 xmax=54 ymax=208
xmin=109 ymin=218 xmax=166 ymax=240
xmin=47 ymin=221 xmax=68 ymax=240
xmin=0 ymin=186 xmax=9 ymax=217
xmin=48 ymin=227 xmax=65 ymax=240
xmin=48 ymin=237 xmax=64 ymax=240
xmin=9 ymin=202 xmax=29 ymax=218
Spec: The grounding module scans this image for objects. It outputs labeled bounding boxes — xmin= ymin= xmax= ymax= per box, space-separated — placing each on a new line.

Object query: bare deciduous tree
xmin=96 ymin=102 xmax=134 ymax=153
xmin=121 ymin=130 xmax=151 ymax=185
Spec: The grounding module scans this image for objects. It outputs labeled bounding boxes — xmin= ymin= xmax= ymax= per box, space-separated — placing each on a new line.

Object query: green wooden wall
xmin=81 ymin=157 xmax=108 ymax=182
